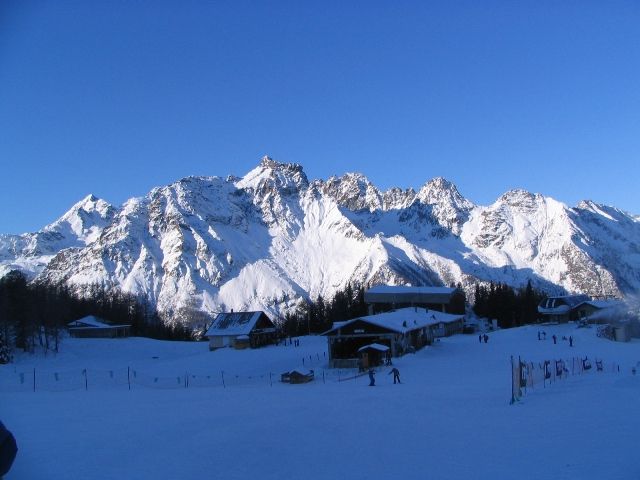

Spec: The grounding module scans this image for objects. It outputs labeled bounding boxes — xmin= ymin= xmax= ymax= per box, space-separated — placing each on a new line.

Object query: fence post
xmin=510 ymin=356 xmax=518 ymax=404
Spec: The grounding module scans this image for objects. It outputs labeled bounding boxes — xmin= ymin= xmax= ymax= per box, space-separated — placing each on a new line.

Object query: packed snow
xmin=1 ymin=323 xmax=639 ymax=479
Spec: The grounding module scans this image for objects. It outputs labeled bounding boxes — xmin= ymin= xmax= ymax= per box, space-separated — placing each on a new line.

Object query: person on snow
xmin=368 ymin=369 xmax=376 ymax=386
xmin=552 ymin=334 xmax=557 ymax=344
xmin=569 ymin=336 xmax=574 ymax=347
xmin=483 ymin=334 xmax=489 ymax=343
xmin=0 ymin=420 xmax=17 ymax=479
xmin=389 ymin=367 xmax=401 ymax=384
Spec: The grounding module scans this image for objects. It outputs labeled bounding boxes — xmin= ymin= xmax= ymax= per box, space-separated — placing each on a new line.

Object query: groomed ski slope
xmin=2 ymin=323 xmax=639 ymax=480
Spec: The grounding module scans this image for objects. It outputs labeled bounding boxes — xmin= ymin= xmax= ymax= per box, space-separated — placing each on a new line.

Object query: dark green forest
xmin=0 ymin=271 xmax=192 ymax=363
xmin=0 ymin=268 xmax=547 ymax=364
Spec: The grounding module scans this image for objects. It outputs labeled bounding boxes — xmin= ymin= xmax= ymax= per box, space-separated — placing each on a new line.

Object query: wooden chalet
xmin=364 ymin=285 xmax=459 ymax=314
xmin=205 ymin=311 xmax=277 ymax=350
xmin=67 ymin=316 xmax=131 ymax=338
xmin=538 ymin=295 xmax=623 ymax=323
xmin=281 ymin=368 xmax=314 ymax=384
xmin=322 ymin=307 xmax=464 ymax=368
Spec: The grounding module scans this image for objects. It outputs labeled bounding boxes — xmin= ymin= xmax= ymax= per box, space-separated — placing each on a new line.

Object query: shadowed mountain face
xmin=2 ymin=156 xmax=638 ymax=325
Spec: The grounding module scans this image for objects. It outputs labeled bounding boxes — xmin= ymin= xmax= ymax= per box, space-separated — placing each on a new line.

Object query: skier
xmin=389 ymin=367 xmax=401 ymax=384
xmin=479 ymin=334 xmax=482 ymax=343
xmin=368 ymin=369 xmax=376 ymax=387
xmin=483 ymin=334 xmax=489 ymax=343
xmin=569 ymin=336 xmax=573 ymax=347
xmin=0 ymin=420 xmax=17 ymax=479
xmin=552 ymin=334 xmax=557 ymax=344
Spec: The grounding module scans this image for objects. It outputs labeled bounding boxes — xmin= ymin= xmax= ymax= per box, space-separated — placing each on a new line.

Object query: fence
xmin=0 ymin=349 xmax=385 ymax=392
xmin=510 ymin=354 xmax=622 ymax=404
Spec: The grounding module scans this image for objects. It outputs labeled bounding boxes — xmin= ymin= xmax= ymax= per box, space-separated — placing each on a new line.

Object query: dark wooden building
xmin=205 ymin=311 xmax=278 ymax=350
xmin=323 ymin=307 xmax=464 ymax=368
xmin=67 ymin=316 xmax=131 ymax=338
xmin=364 ymin=285 xmax=459 ymax=314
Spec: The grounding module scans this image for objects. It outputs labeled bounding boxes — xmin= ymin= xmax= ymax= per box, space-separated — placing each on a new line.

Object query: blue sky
xmin=1 ymin=1 xmax=639 ymax=234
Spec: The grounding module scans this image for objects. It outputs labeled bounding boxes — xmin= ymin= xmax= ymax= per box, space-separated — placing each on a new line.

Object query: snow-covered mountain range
xmin=2 ymin=156 xmax=639 ymax=323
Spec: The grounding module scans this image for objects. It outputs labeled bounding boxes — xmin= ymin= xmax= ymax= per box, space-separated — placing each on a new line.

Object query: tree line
xmin=472 ymin=280 xmax=545 ymax=328
xmin=0 ymin=267 xmax=548 ymax=364
xmin=0 ymin=270 xmax=192 ymax=363
xmin=278 ymin=282 xmax=468 ymax=336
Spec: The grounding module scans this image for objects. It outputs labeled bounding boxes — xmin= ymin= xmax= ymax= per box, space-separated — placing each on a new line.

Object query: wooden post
xmin=510 ymin=356 xmax=515 ymax=404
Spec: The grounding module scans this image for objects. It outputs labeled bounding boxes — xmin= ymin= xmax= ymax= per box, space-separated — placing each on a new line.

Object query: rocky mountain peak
xmin=321 ymin=172 xmax=383 ymax=211
xmin=46 ymin=194 xmax=116 ymax=236
xmin=236 ymin=156 xmax=309 ymax=196
xmin=497 ymin=189 xmax=539 ymax=206
xmin=417 ymin=177 xmax=473 ymax=209
xmin=415 ymin=177 xmax=474 ymax=234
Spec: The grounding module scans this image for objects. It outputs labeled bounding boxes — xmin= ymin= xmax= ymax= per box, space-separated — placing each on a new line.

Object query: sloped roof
xmin=364 ymin=286 xmax=457 ymax=305
xmin=323 ymin=307 xmax=464 ymax=335
xmin=205 ymin=311 xmax=272 ymax=337
xmin=68 ymin=316 xmax=112 ymax=328
xmin=539 ymin=295 xmax=587 ymax=315
xmin=582 ymin=299 xmax=623 ymax=310
xmin=358 ymin=343 xmax=390 ymax=353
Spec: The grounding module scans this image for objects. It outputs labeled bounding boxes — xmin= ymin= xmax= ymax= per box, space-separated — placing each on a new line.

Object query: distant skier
xmin=368 ymin=369 xmax=376 ymax=387
xmin=483 ymin=334 xmax=489 ymax=343
xmin=389 ymin=367 xmax=401 ymax=384
xmin=552 ymin=335 xmax=557 ymax=344
xmin=569 ymin=336 xmax=573 ymax=347
xmin=537 ymin=331 xmax=541 ymax=341
xmin=479 ymin=334 xmax=482 ymax=343
xmin=0 ymin=421 xmax=17 ymax=479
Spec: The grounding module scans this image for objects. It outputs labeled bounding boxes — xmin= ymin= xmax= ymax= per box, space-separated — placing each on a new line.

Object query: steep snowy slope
xmin=1 ymin=156 xmax=638 ymax=324
xmin=0 ymin=195 xmax=116 ymax=279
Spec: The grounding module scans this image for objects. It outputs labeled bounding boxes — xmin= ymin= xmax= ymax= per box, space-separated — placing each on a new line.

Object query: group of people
xmin=478 ymin=334 xmax=489 ymax=343
xmin=368 ymin=367 xmax=401 ymax=386
xmin=538 ymin=331 xmax=574 ymax=347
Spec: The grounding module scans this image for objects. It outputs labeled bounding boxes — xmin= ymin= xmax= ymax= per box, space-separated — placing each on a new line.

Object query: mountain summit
xmin=1 ymin=157 xmax=638 ymax=324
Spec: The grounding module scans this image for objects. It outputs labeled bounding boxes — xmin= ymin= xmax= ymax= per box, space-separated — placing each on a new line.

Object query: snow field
xmin=1 ymin=323 xmax=639 ymax=480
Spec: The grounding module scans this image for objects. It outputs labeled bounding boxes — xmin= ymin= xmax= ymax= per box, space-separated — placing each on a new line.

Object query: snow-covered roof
xmin=582 ymin=299 xmax=623 ymax=310
xmin=357 ymin=343 xmax=390 ymax=353
xmin=538 ymin=295 xmax=591 ymax=314
xmin=364 ymin=286 xmax=457 ymax=305
xmin=67 ymin=316 xmax=126 ymax=329
xmin=324 ymin=307 xmax=464 ymax=335
xmin=205 ymin=311 xmax=271 ymax=337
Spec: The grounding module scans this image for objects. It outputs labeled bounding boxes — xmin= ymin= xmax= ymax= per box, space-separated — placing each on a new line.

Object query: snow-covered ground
xmin=2 ymin=323 xmax=639 ymax=480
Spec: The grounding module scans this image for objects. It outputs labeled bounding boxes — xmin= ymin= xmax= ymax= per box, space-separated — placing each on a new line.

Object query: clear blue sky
xmin=1 ymin=1 xmax=639 ymax=234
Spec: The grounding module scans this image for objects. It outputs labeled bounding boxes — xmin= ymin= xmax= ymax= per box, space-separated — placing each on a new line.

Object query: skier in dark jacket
xmin=389 ymin=367 xmax=401 ymax=384
xmin=0 ymin=420 xmax=17 ymax=479
xmin=368 ymin=369 xmax=376 ymax=386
